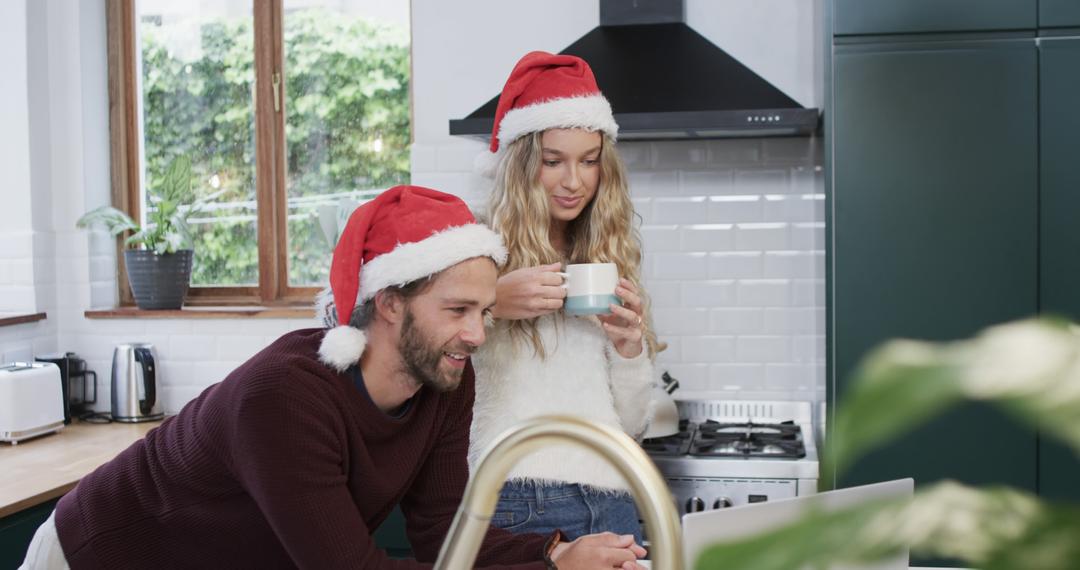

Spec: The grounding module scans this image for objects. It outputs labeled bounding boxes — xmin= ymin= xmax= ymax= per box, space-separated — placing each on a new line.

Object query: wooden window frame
xmin=106 ymin=0 xmax=320 ymax=307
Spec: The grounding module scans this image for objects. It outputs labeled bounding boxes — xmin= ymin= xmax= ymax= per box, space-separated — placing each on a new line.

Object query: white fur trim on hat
xmin=358 ymin=223 xmax=507 ymax=302
xmin=319 ymin=325 xmax=367 ymax=372
xmin=496 ymin=94 xmax=618 ymax=150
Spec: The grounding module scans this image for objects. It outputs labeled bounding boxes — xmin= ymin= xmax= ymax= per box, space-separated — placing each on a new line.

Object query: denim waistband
xmin=500 ymin=480 xmax=632 ymax=512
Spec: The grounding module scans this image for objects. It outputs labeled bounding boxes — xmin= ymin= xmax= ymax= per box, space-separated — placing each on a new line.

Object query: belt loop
xmin=534 ymin=481 xmax=545 ymax=514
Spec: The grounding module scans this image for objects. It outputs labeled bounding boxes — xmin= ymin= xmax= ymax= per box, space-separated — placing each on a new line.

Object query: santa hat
xmin=476 ymin=51 xmax=619 ymax=178
xmin=316 ymin=185 xmax=507 ymax=372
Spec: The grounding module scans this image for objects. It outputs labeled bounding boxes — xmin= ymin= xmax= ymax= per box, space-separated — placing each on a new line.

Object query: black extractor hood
xmin=449 ymin=0 xmax=820 ymax=141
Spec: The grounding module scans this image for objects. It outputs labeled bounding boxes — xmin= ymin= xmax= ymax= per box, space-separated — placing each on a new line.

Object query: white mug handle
xmin=555 ymin=272 xmax=570 ymax=289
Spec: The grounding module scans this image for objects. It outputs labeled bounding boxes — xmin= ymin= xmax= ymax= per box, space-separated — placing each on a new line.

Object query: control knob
xmin=713 ymin=497 xmax=733 ymax=509
xmin=685 ymin=497 xmax=706 ymax=513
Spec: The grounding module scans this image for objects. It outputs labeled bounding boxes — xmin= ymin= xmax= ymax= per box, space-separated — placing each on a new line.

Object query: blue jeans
xmin=491 ymin=480 xmax=643 ymax=544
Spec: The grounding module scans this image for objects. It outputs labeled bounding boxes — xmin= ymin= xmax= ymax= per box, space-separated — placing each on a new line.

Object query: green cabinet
xmin=1037 ymin=37 xmax=1080 ymax=502
xmin=0 ymin=500 xmax=57 ymax=570
xmin=1040 ymin=0 xmax=1080 ymax=27
xmin=834 ymin=0 xmax=1036 ymax=36
xmin=830 ymin=39 xmax=1039 ymax=490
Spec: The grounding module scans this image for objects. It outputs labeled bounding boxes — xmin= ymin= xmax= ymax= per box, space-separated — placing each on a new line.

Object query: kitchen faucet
xmin=435 ymin=415 xmax=684 ymax=569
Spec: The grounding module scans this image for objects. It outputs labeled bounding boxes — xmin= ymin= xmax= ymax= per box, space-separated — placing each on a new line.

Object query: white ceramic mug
xmin=560 ymin=263 xmax=621 ymax=315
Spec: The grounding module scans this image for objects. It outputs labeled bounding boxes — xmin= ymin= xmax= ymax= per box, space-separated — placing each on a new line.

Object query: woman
xmin=469 ymin=51 xmax=658 ymax=544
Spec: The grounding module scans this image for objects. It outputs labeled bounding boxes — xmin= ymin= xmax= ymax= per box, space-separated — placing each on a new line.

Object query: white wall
xmin=0 ymin=0 xmax=37 ymax=315
xmin=4 ymin=0 xmax=825 ymax=413
xmin=410 ymin=0 xmax=825 ymax=401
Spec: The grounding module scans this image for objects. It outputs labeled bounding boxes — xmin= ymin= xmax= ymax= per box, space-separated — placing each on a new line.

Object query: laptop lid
xmin=681 ymin=478 xmax=915 ymax=570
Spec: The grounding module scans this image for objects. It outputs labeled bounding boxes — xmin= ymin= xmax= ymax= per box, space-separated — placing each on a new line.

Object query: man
xmin=20 ymin=186 xmax=646 ymax=569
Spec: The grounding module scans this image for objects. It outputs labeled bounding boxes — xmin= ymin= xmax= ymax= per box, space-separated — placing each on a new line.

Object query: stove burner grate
xmin=689 ymin=420 xmax=806 ymax=459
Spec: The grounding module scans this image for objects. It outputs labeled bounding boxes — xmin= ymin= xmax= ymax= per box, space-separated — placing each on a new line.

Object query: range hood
xmin=449 ymin=0 xmax=820 ymax=141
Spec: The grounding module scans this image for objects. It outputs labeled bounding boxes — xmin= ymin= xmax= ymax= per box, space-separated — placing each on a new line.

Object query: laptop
xmin=681 ymin=478 xmax=915 ymax=570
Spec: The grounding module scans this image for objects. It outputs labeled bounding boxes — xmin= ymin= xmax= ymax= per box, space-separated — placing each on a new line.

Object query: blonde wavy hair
xmin=487 ymin=130 xmax=658 ymax=359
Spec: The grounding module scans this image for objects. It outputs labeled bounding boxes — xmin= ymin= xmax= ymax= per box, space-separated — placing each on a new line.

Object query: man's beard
xmin=399 ymin=308 xmax=471 ymax=392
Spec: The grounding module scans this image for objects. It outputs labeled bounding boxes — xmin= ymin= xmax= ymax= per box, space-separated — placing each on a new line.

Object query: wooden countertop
xmin=0 ymin=420 xmax=163 ymax=518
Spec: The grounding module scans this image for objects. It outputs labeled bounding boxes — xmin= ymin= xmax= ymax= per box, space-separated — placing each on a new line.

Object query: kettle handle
xmin=134 ymin=347 xmax=156 ymax=415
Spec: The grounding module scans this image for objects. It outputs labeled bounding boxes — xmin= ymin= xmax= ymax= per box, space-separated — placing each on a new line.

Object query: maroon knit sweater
xmin=55 ymin=328 xmax=551 ymax=569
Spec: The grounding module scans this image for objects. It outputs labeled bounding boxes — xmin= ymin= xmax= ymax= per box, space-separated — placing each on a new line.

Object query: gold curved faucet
xmin=435 ymin=415 xmax=684 ymax=569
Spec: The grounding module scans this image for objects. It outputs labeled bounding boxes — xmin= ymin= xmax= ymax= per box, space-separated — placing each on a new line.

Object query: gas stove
xmin=643 ymin=400 xmax=819 ymax=515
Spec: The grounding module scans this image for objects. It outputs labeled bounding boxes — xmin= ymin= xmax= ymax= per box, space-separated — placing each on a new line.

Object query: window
xmin=107 ymin=0 xmax=410 ymax=306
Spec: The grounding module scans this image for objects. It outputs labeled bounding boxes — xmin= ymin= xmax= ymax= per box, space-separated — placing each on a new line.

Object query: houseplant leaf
xmin=75 ymin=205 xmax=140 ymax=237
xmin=696 ymin=318 xmax=1080 ymax=570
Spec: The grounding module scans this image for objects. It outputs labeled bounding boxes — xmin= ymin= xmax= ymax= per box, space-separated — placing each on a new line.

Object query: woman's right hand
xmin=490 ymin=262 xmax=567 ymax=320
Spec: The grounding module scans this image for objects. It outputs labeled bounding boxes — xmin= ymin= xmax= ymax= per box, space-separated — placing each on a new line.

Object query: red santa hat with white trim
xmin=475 ymin=51 xmax=619 ymax=178
xmin=315 ymin=185 xmax=507 ymax=372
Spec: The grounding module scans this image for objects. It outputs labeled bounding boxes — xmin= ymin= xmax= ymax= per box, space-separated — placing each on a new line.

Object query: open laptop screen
xmin=681 ymin=478 xmax=915 ymax=570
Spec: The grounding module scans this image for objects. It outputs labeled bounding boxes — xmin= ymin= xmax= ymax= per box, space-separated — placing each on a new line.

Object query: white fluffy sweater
xmin=468 ymin=314 xmax=656 ymax=492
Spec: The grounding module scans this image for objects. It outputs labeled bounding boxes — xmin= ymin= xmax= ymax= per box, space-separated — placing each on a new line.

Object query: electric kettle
xmin=111 ymin=343 xmax=164 ymax=422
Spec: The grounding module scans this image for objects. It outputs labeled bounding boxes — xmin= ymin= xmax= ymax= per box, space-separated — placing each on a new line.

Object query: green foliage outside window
xmin=139 ymin=9 xmax=409 ymax=286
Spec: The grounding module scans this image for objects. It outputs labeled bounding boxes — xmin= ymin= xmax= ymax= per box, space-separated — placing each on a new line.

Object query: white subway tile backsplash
xmin=652 ymin=308 xmax=710 ymax=335
xmin=735 ymin=223 xmax=789 ymax=251
xmin=409 ymin=143 xmax=438 ymax=173
xmin=631 ymin=197 xmax=653 ymax=224
xmin=680 ymin=224 xmax=735 ymax=251
xmin=644 ymin=280 xmax=680 ymax=308
xmin=640 ymin=225 xmax=681 ymax=252
xmin=628 ymin=172 xmax=678 ymax=196
xmin=681 ymin=280 xmax=736 ymax=308
xmin=652 ymin=252 xmax=709 ymax=280
xmin=653 ymin=140 xmax=710 ymax=169
xmin=792 ymin=221 xmax=825 ymax=250
xmin=616 ymin=141 xmax=652 ymax=168
xmin=792 ymin=335 xmax=826 ymax=363
xmin=736 ymin=279 xmax=791 ymax=307
xmin=679 ymin=171 xmax=733 ymax=196
xmin=763 ymin=308 xmax=818 ymax=334
xmin=763 ymin=251 xmax=821 ymax=279
xmin=709 ymin=363 xmax=765 ymax=388
xmin=763 ymin=137 xmax=817 ymax=163
xmin=708 ymin=139 xmax=762 ymax=164
xmin=736 ymin=336 xmax=790 ymax=363
xmin=681 ymin=336 xmax=736 ymax=363
xmin=707 ymin=195 xmax=764 ymax=223
xmin=791 ymin=279 xmax=825 ymax=307
xmin=216 ymin=335 xmax=271 ymax=362
xmin=763 ymin=194 xmax=819 ymax=222
xmin=710 ymin=308 xmax=765 ymax=334
xmin=709 ymin=252 xmax=763 ymax=279
xmin=733 ymin=169 xmax=789 ymax=194
xmin=168 ymin=334 xmax=217 ymax=362
xmin=436 ymin=145 xmax=481 ymax=173
xmin=764 ymin=363 xmax=813 ymax=389
xmin=653 ymin=197 xmax=708 ymax=224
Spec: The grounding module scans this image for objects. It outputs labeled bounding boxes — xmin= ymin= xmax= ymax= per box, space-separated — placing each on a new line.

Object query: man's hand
xmin=550 ymin=532 xmax=648 ymax=569
xmin=490 ymin=263 xmax=567 ymax=320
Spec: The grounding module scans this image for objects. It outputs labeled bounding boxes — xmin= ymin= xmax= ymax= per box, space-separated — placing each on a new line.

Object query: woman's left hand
xmin=598 ymin=278 xmax=645 ymax=359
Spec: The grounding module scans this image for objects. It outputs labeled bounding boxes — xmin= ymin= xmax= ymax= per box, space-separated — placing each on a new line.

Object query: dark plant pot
xmin=124 ymin=249 xmax=193 ymax=310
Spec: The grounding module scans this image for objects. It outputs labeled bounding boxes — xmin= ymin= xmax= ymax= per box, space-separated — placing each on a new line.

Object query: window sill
xmin=84 ymin=306 xmax=314 ymax=320
xmin=0 ymin=312 xmax=47 ymax=328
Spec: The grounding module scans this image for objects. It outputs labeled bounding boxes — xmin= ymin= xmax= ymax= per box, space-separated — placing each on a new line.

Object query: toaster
xmin=0 ymin=362 xmax=66 ymax=444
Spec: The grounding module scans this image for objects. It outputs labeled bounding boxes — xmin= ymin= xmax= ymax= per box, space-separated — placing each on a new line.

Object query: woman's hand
xmin=490 ymin=262 xmax=567 ymax=320
xmin=598 ymin=278 xmax=645 ymax=359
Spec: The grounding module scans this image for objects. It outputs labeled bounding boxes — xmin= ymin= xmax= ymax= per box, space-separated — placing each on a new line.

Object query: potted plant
xmin=695 ymin=317 xmax=1080 ymax=570
xmin=77 ymin=156 xmax=201 ymax=310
